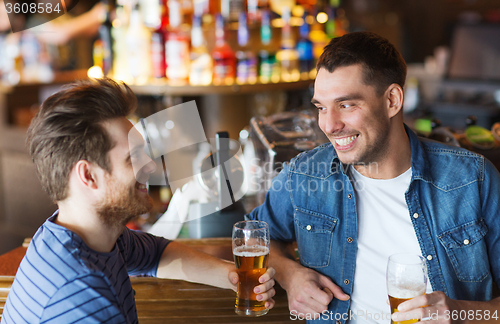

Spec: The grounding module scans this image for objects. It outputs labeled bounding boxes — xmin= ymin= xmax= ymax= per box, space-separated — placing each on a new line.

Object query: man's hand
xmin=284 ymin=266 xmax=350 ymax=319
xmin=228 ymin=267 xmax=277 ymax=310
xmin=393 ymin=291 xmax=500 ymax=323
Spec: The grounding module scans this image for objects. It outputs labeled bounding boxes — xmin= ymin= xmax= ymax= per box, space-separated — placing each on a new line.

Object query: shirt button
xmin=347 ymin=237 xmax=353 ymax=243
xmin=306 ymin=225 xmax=312 ymax=231
xmin=463 ymin=239 xmax=470 ymax=245
xmin=344 ymin=279 xmax=349 ymax=285
xmin=427 ymin=255 xmax=433 ymax=261
xmin=348 ymin=194 xmax=353 ymax=199
xmin=413 ymin=213 xmax=419 ymax=219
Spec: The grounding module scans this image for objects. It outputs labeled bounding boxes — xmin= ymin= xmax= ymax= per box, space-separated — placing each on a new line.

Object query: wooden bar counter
xmin=0 ymin=238 xmax=302 ymax=323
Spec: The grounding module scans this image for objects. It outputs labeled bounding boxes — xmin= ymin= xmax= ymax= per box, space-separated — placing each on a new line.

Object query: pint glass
xmin=386 ymin=254 xmax=428 ymax=324
xmin=232 ymin=220 xmax=270 ymax=316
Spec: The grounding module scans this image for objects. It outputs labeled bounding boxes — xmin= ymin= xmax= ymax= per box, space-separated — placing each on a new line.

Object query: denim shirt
xmin=247 ymin=125 xmax=500 ymax=323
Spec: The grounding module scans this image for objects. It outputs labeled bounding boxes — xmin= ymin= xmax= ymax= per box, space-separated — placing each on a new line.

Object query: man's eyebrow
xmin=333 ymin=94 xmax=363 ymax=103
xmin=311 ymin=94 xmax=364 ymax=106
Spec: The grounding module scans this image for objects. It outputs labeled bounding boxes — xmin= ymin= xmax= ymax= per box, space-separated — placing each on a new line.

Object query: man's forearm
xmin=270 ymin=240 xmax=303 ymax=291
xmin=156 ymin=241 xmax=235 ymax=290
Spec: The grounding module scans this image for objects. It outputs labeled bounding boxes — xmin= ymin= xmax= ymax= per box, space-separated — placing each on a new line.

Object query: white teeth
xmin=137 ymin=184 xmax=147 ymax=190
xmin=335 ymin=135 xmax=357 ymax=146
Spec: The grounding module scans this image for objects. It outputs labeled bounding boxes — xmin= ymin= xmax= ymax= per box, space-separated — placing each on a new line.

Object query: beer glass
xmin=232 ymin=220 xmax=270 ymax=316
xmin=387 ymin=254 xmax=428 ymax=324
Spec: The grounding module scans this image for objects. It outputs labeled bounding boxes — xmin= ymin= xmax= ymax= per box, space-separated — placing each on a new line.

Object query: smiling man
xmin=247 ymin=32 xmax=500 ymax=323
xmin=1 ymin=78 xmax=276 ymax=324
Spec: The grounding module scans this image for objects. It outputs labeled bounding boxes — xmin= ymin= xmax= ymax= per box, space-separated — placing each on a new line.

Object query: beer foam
xmin=233 ymin=245 xmax=270 ymax=257
xmin=388 ymin=281 xmax=426 ymax=299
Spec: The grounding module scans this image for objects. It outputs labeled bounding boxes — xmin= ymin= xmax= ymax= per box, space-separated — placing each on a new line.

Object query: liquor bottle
xmin=221 ymin=0 xmax=246 ymax=23
xmin=165 ymin=0 xmax=190 ymax=83
xmin=247 ymin=0 xmax=258 ymax=24
xmin=212 ymin=14 xmax=236 ymax=85
xmin=189 ymin=15 xmax=213 ymax=85
xmin=126 ymin=3 xmax=152 ymax=83
xmin=112 ymin=0 xmax=131 ymax=82
xmin=151 ymin=0 xmax=168 ymax=78
xmin=140 ymin=0 xmax=162 ymax=28
xmin=325 ymin=5 xmax=336 ymax=39
xmin=276 ymin=6 xmax=299 ymax=82
xmin=258 ymin=9 xmax=278 ymax=83
xmin=310 ymin=6 xmax=328 ymax=70
xmin=236 ymin=12 xmax=257 ymax=84
xmin=296 ymin=11 xmax=314 ymax=79
xmin=98 ymin=0 xmax=113 ymax=76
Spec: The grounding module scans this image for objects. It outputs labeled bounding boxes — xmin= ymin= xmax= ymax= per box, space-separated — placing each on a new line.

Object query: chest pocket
xmin=438 ymin=219 xmax=490 ymax=282
xmin=294 ymin=208 xmax=338 ymax=268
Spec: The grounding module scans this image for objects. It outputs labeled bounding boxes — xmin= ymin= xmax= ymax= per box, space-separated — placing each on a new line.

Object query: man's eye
xmin=315 ymin=106 xmax=326 ymax=111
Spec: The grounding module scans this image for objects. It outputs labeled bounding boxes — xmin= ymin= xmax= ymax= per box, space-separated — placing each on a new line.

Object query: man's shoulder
xmin=417 ymin=137 xmax=489 ymax=188
xmin=18 ymin=223 xmax=92 ymax=294
xmin=419 ymin=137 xmax=484 ymax=167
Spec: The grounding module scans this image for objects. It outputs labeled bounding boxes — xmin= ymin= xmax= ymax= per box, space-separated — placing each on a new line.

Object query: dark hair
xmin=26 ymin=78 xmax=137 ymax=202
xmin=316 ymin=32 xmax=407 ymax=95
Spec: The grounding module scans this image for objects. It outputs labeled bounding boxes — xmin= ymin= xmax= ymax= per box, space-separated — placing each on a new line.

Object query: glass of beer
xmin=232 ymin=220 xmax=270 ymax=316
xmin=387 ymin=254 xmax=427 ymax=324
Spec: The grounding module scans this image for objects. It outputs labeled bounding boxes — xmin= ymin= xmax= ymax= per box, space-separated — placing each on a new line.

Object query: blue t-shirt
xmin=1 ymin=213 xmax=170 ymax=324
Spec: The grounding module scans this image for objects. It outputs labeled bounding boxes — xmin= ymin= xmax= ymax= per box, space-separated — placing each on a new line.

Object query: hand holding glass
xmin=232 ymin=220 xmax=270 ymax=316
xmin=386 ymin=254 xmax=428 ymax=324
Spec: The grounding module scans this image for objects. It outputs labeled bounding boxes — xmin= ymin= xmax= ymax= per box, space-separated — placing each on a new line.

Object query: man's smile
xmin=333 ymin=134 xmax=359 ymax=150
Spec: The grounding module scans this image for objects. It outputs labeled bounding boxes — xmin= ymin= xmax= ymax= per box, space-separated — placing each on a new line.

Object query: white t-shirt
xmin=346 ymin=166 xmax=432 ymax=324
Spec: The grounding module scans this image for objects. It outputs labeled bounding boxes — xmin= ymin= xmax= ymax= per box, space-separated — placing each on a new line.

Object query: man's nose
xmin=321 ymin=109 xmax=344 ymax=134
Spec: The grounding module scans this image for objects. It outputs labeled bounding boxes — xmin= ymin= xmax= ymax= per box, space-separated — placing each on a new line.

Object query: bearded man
xmin=1 ymin=78 xmax=276 ymax=323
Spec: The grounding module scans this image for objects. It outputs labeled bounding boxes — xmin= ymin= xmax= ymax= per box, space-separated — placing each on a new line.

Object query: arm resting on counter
xmin=157 ymin=241 xmax=236 ymax=290
xmin=156 ymin=241 xmax=276 ymax=308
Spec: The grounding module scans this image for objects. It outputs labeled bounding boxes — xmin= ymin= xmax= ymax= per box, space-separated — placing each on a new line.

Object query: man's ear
xmin=74 ymin=160 xmax=100 ymax=190
xmin=386 ymin=84 xmax=404 ymax=119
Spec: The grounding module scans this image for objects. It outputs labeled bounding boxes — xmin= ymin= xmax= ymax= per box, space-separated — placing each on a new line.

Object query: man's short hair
xmin=26 ymin=78 xmax=137 ymax=202
xmin=316 ymin=31 xmax=407 ymax=96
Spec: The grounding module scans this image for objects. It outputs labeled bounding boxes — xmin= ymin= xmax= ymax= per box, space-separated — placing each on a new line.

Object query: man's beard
xmin=331 ymin=117 xmax=391 ymax=168
xmin=96 ymin=176 xmax=153 ymax=229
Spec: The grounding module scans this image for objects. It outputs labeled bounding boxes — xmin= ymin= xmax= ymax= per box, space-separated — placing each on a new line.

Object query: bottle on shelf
xmin=257 ymin=9 xmax=278 ymax=83
xmin=189 ymin=15 xmax=213 ymax=85
xmin=324 ymin=5 xmax=336 ymax=39
xmin=236 ymin=12 xmax=257 ymax=84
xmin=309 ymin=7 xmax=329 ymax=69
xmin=151 ymin=0 xmax=168 ymax=79
xmin=247 ymin=0 xmax=258 ymax=24
xmin=212 ymin=14 xmax=236 ymax=85
xmin=126 ymin=3 xmax=153 ymax=84
xmin=276 ymin=6 xmax=300 ymax=82
xmin=165 ymin=0 xmax=191 ymax=83
xmin=221 ymin=0 xmax=246 ymax=23
xmin=296 ymin=11 xmax=314 ymax=79
xmin=112 ymin=0 xmax=132 ymax=82
xmin=140 ymin=0 xmax=162 ymax=28
xmin=98 ymin=0 xmax=113 ymax=76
